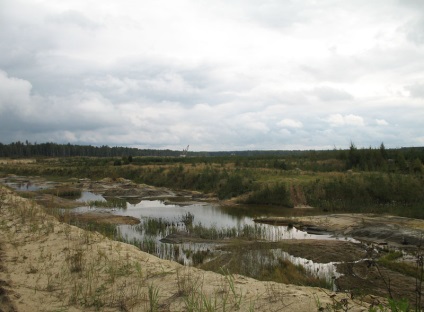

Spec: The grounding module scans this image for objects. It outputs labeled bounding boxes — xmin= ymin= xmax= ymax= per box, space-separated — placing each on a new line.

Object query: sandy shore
xmin=0 ymin=186 xmax=376 ymax=311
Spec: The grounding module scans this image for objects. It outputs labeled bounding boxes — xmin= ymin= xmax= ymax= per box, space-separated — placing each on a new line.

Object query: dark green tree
xmin=411 ymin=158 xmax=423 ymax=174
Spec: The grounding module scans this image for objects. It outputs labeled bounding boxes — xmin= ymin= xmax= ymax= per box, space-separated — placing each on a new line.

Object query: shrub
xmin=244 ymin=183 xmax=293 ymax=207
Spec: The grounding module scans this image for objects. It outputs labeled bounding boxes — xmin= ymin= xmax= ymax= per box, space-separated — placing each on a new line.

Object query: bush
xmin=244 ymin=183 xmax=293 ymax=207
xmin=303 ymin=173 xmax=424 ymax=215
xmin=217 ymin=174 xmax=252 ymax=199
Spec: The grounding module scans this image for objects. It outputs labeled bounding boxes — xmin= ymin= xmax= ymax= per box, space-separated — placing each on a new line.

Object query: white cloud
xmin=279 ymin=129 xmax=291 ymax=136
xmin=327 ymin=114 xmax=365 ymax=127
xmin=233 ymin=113 xmax=270 ymax=134
xmin=277 ymin=119 xmax=303 ymax=128
xmin=415 ymin=137 xmax=424 ymax=145
xmin=375 ymin=119 xmax=389 ymax=126
xmin=0 ymin=70 xmax=32 ymax=111
xmin=311 ymin=86 xmax=353 ymax=102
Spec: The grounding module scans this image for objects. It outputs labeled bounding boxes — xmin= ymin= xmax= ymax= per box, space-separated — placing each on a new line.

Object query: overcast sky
xmin=1 ymin=0 xmax=423 ymax=151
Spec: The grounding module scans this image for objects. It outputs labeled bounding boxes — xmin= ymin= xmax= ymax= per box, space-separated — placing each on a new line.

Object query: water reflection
xmin=271 ymin=249 xmax=341 ymax=286
xmin=5 ymin=181 xmax=46 ymax=191
xmin=234 ymin=248 xmax=340 ymax=290
xmin=73 ymin=193 xmax=354 ymax=244
xmin=76 ymin=191 xmax=106 ymax=202
xmin=72 ymin=192 xmax=355 ymax=286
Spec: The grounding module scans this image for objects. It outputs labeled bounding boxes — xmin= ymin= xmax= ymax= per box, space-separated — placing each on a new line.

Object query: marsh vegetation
xmin=1 ymin=142 xmax=423 ymax=216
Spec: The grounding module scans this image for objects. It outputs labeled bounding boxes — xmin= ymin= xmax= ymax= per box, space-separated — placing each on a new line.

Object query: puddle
xmin=273 ymin=249 xmax=341 ymax=286
xmin=76 ymin=191 xmax=106 ymax=203
xmin=74 ymin=196 xmax=351 ymax=241
xmin=0 ymin=176 xmax=56 ymax=192
xmin=70 ymin=192 xmax=359 ymax=285
xmin=237 ymin=248 xmax=340 ymax=290
xmin=4 ymin=181 xmax=49 ymax=191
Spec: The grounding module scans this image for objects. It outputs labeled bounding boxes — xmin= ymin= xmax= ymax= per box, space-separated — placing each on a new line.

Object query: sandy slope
xmin=0 ymin=186 xmax=375 ymax=311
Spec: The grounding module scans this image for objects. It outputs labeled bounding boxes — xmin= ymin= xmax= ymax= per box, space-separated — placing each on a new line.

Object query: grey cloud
xmin=404 ymin=19 xmax=424 ymax=45
xmin=83 ymin=71 xmax=204 ymax=105
xmin=0 ymin=70 xmax=127 ymax=142
xmin=88 ymin=58 xmax=257 ymax=106
xmin=397 ymin=0 xmax=424 ymax=10
xmin=396 ymin=1 xmax=424 ymax=45
xmin=46 ymin=10 xmax=100 ymax=29
xmin=237 ymin=0 xmax=361 ymax=31
xmin=301 ymin=44 xmax=424 ymax=85
xmin=244 ymin=0 xmax=304 ymax=29
xmin=299 ymin=56 xmax=365 ymax=83
xmin=406 ymin=83 xmax=424 ymax=98
xmin=311 ymin=87 xmax=353 ymax=102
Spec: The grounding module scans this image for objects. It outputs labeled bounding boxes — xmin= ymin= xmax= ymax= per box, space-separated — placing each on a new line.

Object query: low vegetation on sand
xmin=0 ymin=186 xmax=380 ymax=311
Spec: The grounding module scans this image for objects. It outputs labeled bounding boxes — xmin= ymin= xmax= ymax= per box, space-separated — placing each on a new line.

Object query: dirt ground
xmin=0 ymin=244 xmax=17 ymax=312
xmin=0 ymin=185 xmax=379 ymax=311
xmin=253 ymin=213 xmax=424 ymax=306
xmin=69 ymin=212 xmax=141 ymax=225
xmin=255 ymin=213 xmax=424 ymax=248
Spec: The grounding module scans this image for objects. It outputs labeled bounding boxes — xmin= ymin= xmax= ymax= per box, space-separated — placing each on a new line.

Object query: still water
xmin=4 ymin=180 xmax=50 ymax=191
xmin=73 ymin=192 xmax=355 ymax=286
xmin=74 ymin=195 xmax=345 ymax=241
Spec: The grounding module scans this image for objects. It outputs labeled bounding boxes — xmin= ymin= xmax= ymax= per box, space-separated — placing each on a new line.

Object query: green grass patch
xmin=88 ymin=198 xmax=127 ymax=209
xmin=377 ymin=251 xmax=420 ymax=279
xmin=42 ymin=187 xmax=82 ymax=199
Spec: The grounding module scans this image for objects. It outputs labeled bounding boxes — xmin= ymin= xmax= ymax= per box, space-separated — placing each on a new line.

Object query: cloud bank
xmin=1 ymin=0 xmax=423 ymax=150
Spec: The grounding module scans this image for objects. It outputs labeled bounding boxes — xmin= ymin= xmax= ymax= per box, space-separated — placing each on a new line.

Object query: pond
xmin=3 ymin=180 xmax=51 ymax=191
xmin=72 ymin=192 xmax=357 ymax=287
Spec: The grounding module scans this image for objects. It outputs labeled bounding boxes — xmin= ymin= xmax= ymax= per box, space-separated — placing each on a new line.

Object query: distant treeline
xmin=342 ymin=143 xmax=424 ymax=173
xmin=0 ymin=141 xmax=180 ymax=158
xmin=0 ymin=141 xmax=423 ymax=173
xmin=0 ymin=141 xmax=310 ymax=158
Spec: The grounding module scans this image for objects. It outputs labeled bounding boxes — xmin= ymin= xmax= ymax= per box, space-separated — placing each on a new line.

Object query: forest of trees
xmin=0 ymin=141 xmax=180 ymax=158
xmin=0 ymin=141 xmax=311 ymax=158
xmin=0 ymin=141 xmax=423 ymax=174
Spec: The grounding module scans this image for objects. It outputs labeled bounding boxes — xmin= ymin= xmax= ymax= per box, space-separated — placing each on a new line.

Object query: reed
xmin=87 ymin=198 xmax=127 ymax=209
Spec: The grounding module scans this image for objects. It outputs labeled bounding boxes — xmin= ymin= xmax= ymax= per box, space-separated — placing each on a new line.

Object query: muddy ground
xmin=255 ymin=214 xmax=424 ymax=304
xmin=255 ymin=214 xmax=424 ymax=248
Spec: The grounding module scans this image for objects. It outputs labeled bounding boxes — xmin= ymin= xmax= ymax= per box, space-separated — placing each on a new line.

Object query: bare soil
xmin=69 ymin=212 xmax=141 ymax=225
xmin=0 ymin=244 xmax=17 ymax=312
xmin=336 ymin=261 xmax=417 ymax=303
xmin=255 ymin=214 xmax=424 ymax=248
xmin=255 ymin=214 xmax=424 ymax=307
